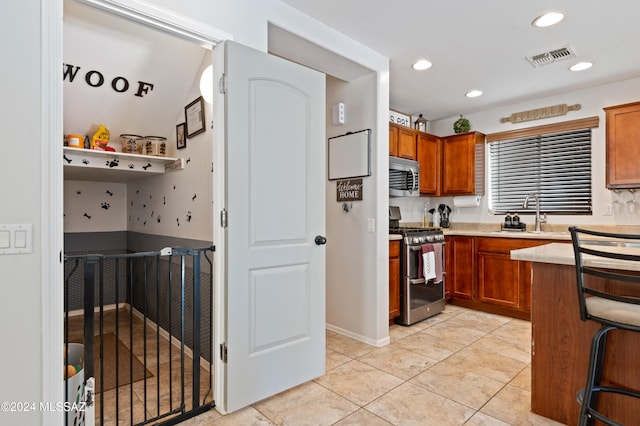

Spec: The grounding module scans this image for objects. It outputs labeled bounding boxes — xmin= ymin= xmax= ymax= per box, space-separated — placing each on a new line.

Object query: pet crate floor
xmin=66 ymin=308 xmax=213 ymax=425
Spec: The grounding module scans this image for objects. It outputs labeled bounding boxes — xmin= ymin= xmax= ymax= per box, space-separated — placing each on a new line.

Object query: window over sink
xmin=488 ymin=126 xmax=592 ymax=215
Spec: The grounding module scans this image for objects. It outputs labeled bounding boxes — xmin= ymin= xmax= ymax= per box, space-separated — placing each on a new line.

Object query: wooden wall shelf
xmin=63 ymin=148 xmax=183 ymax=183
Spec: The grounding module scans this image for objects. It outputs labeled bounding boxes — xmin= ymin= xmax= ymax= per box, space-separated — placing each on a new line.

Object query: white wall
xmin=326 ymin=74 xmax=388 ymax=346
xmin=126 ymin=54 xmax=213 ymax=241
xmin=64 ymin=181 xmax=127 ymax=232
xmin=0 ymin=1 xmax=46 ymax=424
xmin=1 ymin=1 xmax=389 ymax=423
xmin=396 ymin=76 xmax=640 ymax=229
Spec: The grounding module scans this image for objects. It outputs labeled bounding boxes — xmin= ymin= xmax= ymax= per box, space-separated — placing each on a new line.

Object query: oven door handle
xmin=409 ymin=278 xmax=427 ymax=285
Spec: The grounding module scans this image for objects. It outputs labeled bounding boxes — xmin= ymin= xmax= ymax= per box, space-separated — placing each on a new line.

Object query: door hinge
xmin=218 ymin=73 xmax=227 ymax=94
xmin=220 ymin=342 xmax=228 ymax=363
xmin=220 ymin=208 xmax=228 ymax=228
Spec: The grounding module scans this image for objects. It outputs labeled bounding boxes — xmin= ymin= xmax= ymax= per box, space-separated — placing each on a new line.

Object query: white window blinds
xmin=489 ymin=128 xmax=592 ymax=215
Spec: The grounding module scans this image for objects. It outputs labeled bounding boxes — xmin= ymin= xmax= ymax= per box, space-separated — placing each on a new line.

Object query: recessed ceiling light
xmin=570 ymin=62 xmax=593 ymax=72
xmin=466 ymin=90 xmax=483 ymax=98
xmin=412 ymin=59 xmax=432 ymax=71
xmin=532 ymin=12 xmax=565 ymax=28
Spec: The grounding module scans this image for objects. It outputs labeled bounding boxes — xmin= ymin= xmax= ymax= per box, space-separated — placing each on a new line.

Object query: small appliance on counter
xmin=437 ymin=204 xmax=452 ymax=228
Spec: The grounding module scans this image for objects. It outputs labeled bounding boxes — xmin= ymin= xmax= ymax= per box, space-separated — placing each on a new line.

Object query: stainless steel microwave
xmin=389 ymin=157 xmax=420 ymax=197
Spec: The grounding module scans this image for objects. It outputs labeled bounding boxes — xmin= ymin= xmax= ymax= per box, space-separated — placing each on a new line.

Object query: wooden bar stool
xmin=570 ymin=227 xmax=640 ymax=425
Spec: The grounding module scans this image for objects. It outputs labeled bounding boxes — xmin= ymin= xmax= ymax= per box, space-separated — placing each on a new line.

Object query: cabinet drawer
xmin=389 ymin=240 xmax=400 ymax=257
xmin=476 ymin=237 xmax=550 ymax=253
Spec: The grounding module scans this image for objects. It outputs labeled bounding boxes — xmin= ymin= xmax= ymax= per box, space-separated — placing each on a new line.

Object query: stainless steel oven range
xmin=390 ymin=226 xmax=446 ymax=325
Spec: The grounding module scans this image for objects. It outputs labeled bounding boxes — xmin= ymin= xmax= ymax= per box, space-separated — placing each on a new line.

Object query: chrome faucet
xmin=522 ymin=194 xmax=547 ymax=233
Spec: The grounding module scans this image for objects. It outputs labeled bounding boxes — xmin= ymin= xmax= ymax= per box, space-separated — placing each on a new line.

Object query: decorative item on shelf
xmin=119 ymin=134 xmax=144 ymax=154
xmin=500 ymin=103 xmax=581 ymax=124
xmin=144 ymin=136 xmax=167 ymax=157
xmin=453 ymin=115 xmax=471 ymax=133
xmin=389 ymin=109 xmax=412 ymax=128
xmin=414 ymin=114 xmax=428 ymax=132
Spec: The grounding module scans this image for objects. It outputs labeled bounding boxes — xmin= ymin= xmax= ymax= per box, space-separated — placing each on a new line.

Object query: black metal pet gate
xmin=64 ymin=246 xmax=215 ymax=425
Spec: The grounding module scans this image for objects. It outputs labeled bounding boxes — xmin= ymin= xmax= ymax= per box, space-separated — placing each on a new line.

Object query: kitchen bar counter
xmin=511 ymin=242 xmax=640 ymax=425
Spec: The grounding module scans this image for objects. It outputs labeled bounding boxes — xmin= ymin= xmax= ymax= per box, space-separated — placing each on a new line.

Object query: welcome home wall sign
xmin=63 ymin=63 xmax=154 ymax=98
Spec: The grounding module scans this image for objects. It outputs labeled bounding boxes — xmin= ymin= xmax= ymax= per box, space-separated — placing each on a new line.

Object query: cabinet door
xmin=476 ymin=238 xmax=551 ymax=312
xmin=389 ymin=240 xmax=401 ymax=320
xmin=397 ymin=127 xmax=417 ymax=160
xmin=389 ymin=124 xmax=399 ymax=157
xmin=446 ymin=236 xmax=474 ymax=299
xmin=417 ymin=132 xmax=440 ymax=195
xmin=605 ymin=102 xmax=640 ymax=188
xmin=477 ymin=251 xmax=520 ymax=308
xmin=442 ymin=132 xmax=484 ymax=195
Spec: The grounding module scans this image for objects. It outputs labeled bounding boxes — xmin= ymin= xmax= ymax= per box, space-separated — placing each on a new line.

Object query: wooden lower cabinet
xmin=445 ymin=236 xmax=474 ymax=300
xmin=446 ymin=235 xmax=555 ymax=320
xmin=389 ymin=240 xmax=401 ymax=321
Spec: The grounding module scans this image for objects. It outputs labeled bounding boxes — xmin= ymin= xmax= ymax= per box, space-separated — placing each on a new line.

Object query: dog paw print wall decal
xmin=176 ymin=218 xmax=180 ymax=227
xmin=142 ymin=163 xmax=152 ymax=170
xmin=63 ymin=155 xmax=72 ymax=164
xmin=82 ymin=159 xmax=90 ymax=165
xmin=101 ymin=202 xmax=110 ymax=210
xmin=128 ymin=164 xmax=135 ymax=169
xmin=156 ymin=215 xmax=161 ymax=223
xmin=106 ymin=190 xmax=113 ymax=196
xmin=83 ymin=213 xmax=92 ymax=219
xmin=187 ymin=211 xmax=192 ymax=222
xmin=192 ymin=193 xmax=197 ymax=202
xmin=106 ymin=159 xmax=119 ymax=168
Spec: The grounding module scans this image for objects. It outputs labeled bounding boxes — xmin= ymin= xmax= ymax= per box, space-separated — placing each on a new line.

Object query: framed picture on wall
xmin=185 ymin=96 xmax=205 ymax=138
xmin=176 ymin=122 xmax=187 ymax=149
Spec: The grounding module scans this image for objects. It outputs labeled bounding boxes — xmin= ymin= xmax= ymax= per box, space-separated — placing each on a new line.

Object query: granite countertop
xmin=511 ymin=242 xmax=640 ymax=272
xmin=390 ymin=222 xmax=640 ymax=241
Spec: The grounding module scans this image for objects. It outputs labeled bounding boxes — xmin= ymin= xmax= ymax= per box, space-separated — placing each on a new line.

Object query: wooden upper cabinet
xmin=417 ymin=132 xmax=441 ymax=195
xmin=441 ymin=131 xmax=485 ymax=195
xmin=389 ymin=122 xmax=418 ymax=160
xmin=605 ymin=102 xmax=640 ymax=188
xmin=389 ymin=124 xmax=399 ymax=156
xmin=397 ymin=126 xmax=417 ymax=160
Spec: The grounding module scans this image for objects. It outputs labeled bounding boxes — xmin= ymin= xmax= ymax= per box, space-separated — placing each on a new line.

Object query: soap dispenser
xmin=505 ymin=212 xmax=513 ymax=226
xmin=512 ymin=212 xmax=520 ymax=226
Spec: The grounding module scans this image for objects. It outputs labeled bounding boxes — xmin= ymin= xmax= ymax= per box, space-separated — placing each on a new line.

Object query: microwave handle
xmin=410 ymin=168 xmax=417 ymax=193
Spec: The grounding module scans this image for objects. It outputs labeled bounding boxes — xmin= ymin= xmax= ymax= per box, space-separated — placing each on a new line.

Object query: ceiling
xmin=282 ymin=0 xmax=640 ymax=121
xmin=63 ymin=0 xmax=208 ymax=140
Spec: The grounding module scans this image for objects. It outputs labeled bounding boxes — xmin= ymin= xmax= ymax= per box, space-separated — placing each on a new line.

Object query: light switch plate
xmin=0 ymin=224 xmax=33 ymax=254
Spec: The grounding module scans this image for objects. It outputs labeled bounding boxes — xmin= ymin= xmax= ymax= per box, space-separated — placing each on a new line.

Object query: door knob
xmin=314 ymin=235 xmax=327 ymax=245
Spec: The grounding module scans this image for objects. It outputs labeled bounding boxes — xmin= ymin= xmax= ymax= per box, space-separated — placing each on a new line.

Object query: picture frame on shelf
xmin=176 ymin=122 xmax=187 ymax=149
xmin=185 ymin=96 xmax=205 ymax=138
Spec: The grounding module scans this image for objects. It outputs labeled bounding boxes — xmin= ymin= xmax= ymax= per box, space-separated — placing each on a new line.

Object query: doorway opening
xmin=62 ymin=0 xmax=223 ymax=423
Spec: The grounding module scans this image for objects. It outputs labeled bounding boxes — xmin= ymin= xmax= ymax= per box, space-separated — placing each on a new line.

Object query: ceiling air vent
xmin=526 ymin=45 xmax=576 ymax=68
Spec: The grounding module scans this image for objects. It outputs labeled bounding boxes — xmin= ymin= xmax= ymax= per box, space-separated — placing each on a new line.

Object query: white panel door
xmin=220 ymin=41 xmax=326 ymax=412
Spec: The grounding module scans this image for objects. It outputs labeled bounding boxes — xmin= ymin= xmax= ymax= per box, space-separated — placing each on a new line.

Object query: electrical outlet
xmin=603 ymin=203 xmax=612 ymax=216
xmin=367 ymin=218 xmax=375 ymax=232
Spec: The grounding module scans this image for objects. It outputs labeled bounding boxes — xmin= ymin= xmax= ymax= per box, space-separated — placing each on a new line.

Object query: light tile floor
xmin=66 ymin=309 xmax=213 ymax=425
xmin=186 ymin=305 xmax=566 ymax=426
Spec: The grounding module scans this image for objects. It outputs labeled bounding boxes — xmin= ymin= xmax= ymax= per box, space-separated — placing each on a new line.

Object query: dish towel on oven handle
xmin=421 ymin=244 xmax=436 ymax=281
xmin=422 ymin=243 xmax=443 ymax=283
